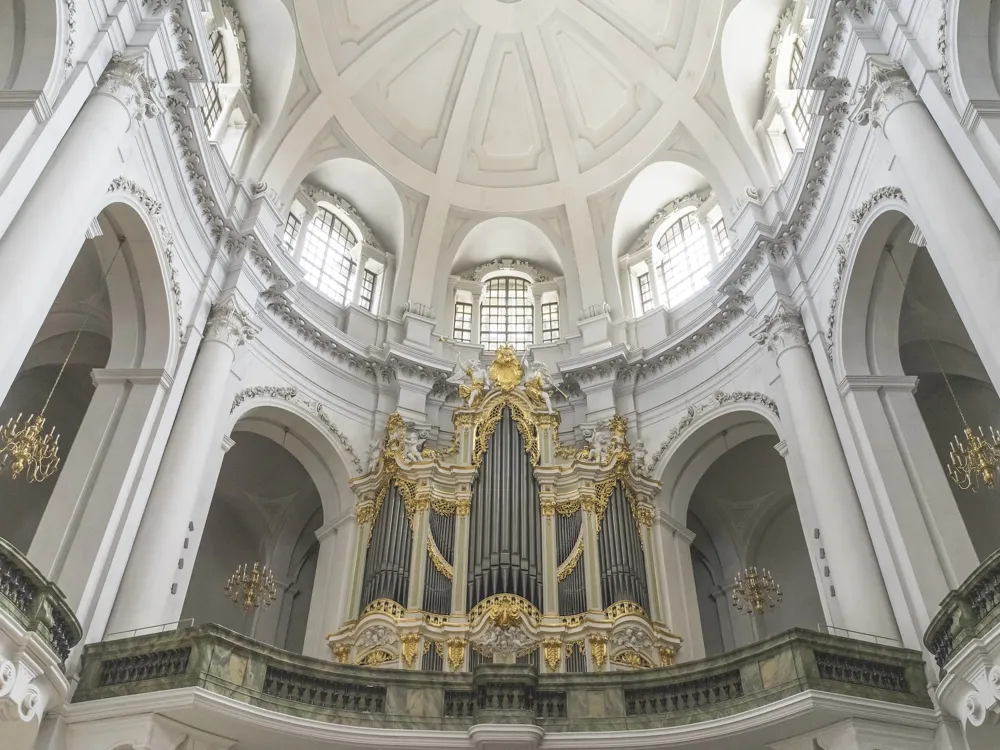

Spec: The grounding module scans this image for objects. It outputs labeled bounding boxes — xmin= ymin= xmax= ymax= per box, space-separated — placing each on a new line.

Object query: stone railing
xmin=924 ymin=547 xmax=1000 ymax=669
xmin=0 ymin=536 xmax=81 ymax=665
xmin=74 ymin=625 xmax=929 ymax=730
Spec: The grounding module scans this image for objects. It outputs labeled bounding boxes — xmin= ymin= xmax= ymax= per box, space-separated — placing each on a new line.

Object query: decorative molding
xmin=824 ymin=187 xmax=906 ymax=359
xmin=850 ymin=57 xmax=919 ymax=129
xmin=301 ymin=183 xmax=384 ymax=255
xmin=97 ymin=52 xmax=165 ymax=123
xmin=938 ymin=0 xmax=951 ymax=96
xmin=649 ymin=390 xmax=779 ymax=468
xmin=107 ymin=177 xmax=187 ymax=341
xmin=220 ymin=0 xmax=253 ymax=101
xmin=578 ymin=303 xmax=611 ymax=322
xmin=63 ymin=1 xmax=77 ymax=70
xmin=764 ymin=5 xmax=795 ymax=97
xmin=751 ymin=298 xmax=808 ymax=357
xmin=402 ymin=300 xmax=435 ymax=320
xmin=632 ymin=192 xmax=710 ymax=254
xmin=229 ymin=386 xmax=364 ymax=475
xmin=461 ymin=258 xmax=551 ymax=283
xmin=205 ymin=293 xmax=258 ymax=349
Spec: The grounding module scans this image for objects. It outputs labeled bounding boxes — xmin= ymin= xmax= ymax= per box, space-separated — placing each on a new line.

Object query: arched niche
xmin=0 ymin=0 xmax=60 ymax=96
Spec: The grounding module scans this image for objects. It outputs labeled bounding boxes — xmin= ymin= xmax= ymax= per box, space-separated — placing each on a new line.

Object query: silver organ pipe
xmin=359 ymin=481 xmax=412 ymax=612
xmin=598 ymin=483 xmax=650 ymax=612
xmin=424 ymin=510 xmax=455 ymax=615
xmin=466 ymin=408 xmax=543 ymax=609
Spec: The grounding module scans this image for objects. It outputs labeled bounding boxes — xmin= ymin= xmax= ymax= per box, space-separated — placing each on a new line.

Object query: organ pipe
xmin=359 ymin=481 xmax=412 ymax=612
xmin=598 ymin=483 xmax=650 ymax=612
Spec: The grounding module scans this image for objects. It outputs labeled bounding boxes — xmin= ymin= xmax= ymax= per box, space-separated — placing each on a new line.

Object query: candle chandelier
xmin=732 ymin=566 xmax=782 ymax=615
xmin=225 ymin=562 xmax=277 ymax=611
xmin=0 ymin=240 xmax=125 ymax=483
xmin=887 ymin=249 xmax=1000 ymax=491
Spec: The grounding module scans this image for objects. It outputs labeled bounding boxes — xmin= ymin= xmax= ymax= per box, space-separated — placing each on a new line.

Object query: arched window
xmin=481 ymin=277 xmax=533 ymax=350
xmin=655 ymin=212 xmax=711 ymax=308
xmin=299 ymin=206 xmax=358 ymax=305
xmin=788 ymin=39 xmax=812 ymax=135
xmin=202 ymin=31 xmax=227 ymax=131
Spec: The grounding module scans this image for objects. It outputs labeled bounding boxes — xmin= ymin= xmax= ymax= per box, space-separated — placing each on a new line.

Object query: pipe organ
xmin=330 ymin=346 xmax=682 ymax=672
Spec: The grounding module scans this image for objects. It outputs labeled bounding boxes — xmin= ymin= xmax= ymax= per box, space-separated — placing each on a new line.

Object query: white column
xmin=752 ymin=299 xmax=899 ymax=640
xmin=699 ymin=214 xmax=720 ymax=265
xmin=105 ymin=294 xmax=258 ymax=634
xmin=378 ymin=256 xmax=396 ymax=318
xmin=303 ymin=511 xmax=358 ymax=658
xmin=776 ymin=96 xmax=805 ymax=150
xmin=531 ymin=286 xmax=543 ymax=345
xmin=852 ymin=57 xmax=1000 ymax=391
xmin=470 ymin=288 xmax=483 ymax=346
xmin=0 ymin=53 xmax=163 ymax=404
xmin=350 ymin=245 xmax=373 ymax=307
xmin=647 ymin=252 xmax=666 ymax=308
xmin=652 ymin=511 xmax=705 ymax=661
xmin=291 ymin=208 xmax=314 ymax=260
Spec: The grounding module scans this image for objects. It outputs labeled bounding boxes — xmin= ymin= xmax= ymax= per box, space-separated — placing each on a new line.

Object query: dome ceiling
xmin=287 ymin=0 xmax=725 ymax=214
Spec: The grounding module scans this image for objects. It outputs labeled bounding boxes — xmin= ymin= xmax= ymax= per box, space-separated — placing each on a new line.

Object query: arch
xmin=230 ymin=0 xmax=296 ymax=171
xmin=226 ymin=399 xmax=355 ymax=519
xmin=720 ymin=0 xmax=788 ymax=182
xmin=0 ymin=0 xmax=62 ymax=98
xmin=654 ymin=400 xmax=784 ymax=520
xmin=948 ymin=0 xmax=1000 ymax=112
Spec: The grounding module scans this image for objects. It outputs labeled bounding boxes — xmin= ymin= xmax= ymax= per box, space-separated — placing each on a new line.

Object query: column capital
xmin=750 ymin=298 xmax=808 ymax=357
xmin=205 ymin=292 xmax=260 ymax=349
xmin=850 ymin=56 xmax=918 ymax=129
xmin=96 ymin=51 xmax=165 ymax=124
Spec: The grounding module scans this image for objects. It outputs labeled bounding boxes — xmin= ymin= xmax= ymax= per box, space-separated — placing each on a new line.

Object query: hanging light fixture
xmin=732 ymin=566 xmax=782 ymax=615
xmin=224 ymin=562 xmax=277 ymax=611
xmin=0 ymin=240 xmax=126 ymax=483
xmin=887 ymin=249 xmax=1000 ymax=491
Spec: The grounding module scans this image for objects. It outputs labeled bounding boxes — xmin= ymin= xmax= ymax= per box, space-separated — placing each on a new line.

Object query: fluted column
xmin=105 ymin=293 xmax=258 ymax=634
xmin=752 ymin=299 xmax=899 ymax=640
xmin=0 ymin=53 xmax=163 ymax=404
xmin=351 ymin=245 xmax=373 ymax=306
xmin=450 ymin=496 xmax=471 ymax=614
xmin=406 ymin=493 xmax=430 ymax=610
xmin=581 ymin=492 xmax=602 ymax=611
xmin=540 ymin=497 xmax=558 ymax=615
xmin=852 ymin=57 xmax=1000 ymax=390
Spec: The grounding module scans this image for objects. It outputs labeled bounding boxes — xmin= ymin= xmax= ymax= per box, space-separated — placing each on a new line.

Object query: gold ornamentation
xmin=489 ymin=344 xmax=524 ymax=392
xmin=358 ymin=648 xmax=394 ymax=667
xmin=554 ymin=438 xmax=578 ymax=460
xmin=224 ymin=562 xmax=277 ymax=611
xmin=455 ymin=497 xmax=471 ymax=517
xmin=401 ymin=633 xmax=420 ymax=669
xmin=543 ymin=638 xmax=561 ymax=671
xmin=732 ymin=566 xmax=782 ymax=615
xmin=540 ymin=499 xmax=556 ymax=517
xmin=0 ymin=414 xmax=60 ymax=483
xmin=634 ymin=503 xmax=654 ymax=527
xmin=447 ymin=638 xmax=467 ymax=671
xmin=333 ymin=645 xmax=350 ymax=663
xmin=468 ymin=594 xmax=541 ymax=628
xmin=427 ymin=538 xmax=454 ymax=580
xmin=535 ymin=411 xmax=560 ymax=429
xmin=590 ymin=634 xmax=608 ymax=669
xmin=472 ymin=395 xmax=539 ymax=468
xmin=605 ymin=601 xmax=646 ymax=622
xmin=612 ymin=649 xmax=651 ymax=669
xmin=356 ymin=501 xmax=376 ymax=525
xmin=659 ymin=646 xmax=676 ymax=667
xmin=363 ymin=598 xmax=406 ymax=621
xmin=458 ymin=378 xmax=487 ymax=408
xmin=557 ymin=498 xmax=581 ymax=516
xmin=949 ymin=426 xmax=1000 ymax=491
xmin=557 ymin=536 xmax=584 ymax=582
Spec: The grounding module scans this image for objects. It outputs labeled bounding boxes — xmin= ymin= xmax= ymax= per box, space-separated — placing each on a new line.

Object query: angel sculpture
xmin=520 ymin=354 xmax=556 ymax=413
xmin=403 ymin=427 xmax=427 ymax=463
xmin=365 ymin=437 xmax=383 ymax=473
xmin=579 ymin=426 xmax=611 ymax=463
xmin=632 ymin=440 xmax=649 ymax=476
xmin=447 ymin=354 xmax=490 ymax=408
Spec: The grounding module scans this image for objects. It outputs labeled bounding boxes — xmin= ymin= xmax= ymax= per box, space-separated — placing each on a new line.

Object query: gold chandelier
xmin=886 ymin=249 xmax=1000 ymax=491
xmin=0 ymin=241 xmax=126 ymax=483
xmin=225 ymin=562 xmax=277 ymax=611
xmin=732 ymin=566 xmax=782 ymax=615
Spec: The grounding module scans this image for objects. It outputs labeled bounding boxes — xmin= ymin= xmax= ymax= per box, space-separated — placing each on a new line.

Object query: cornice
xmin=461 ymin=258 xmax=552 ymax=283
xmin=300 ymin=182 xmax=384 ymax=255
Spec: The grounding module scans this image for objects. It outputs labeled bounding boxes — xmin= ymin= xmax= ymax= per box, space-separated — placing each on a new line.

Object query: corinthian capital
xmin=850 ymin=56 xmax=918 ymax=129
xmin=205 ymin=293 xmax=260 ymax=350
xmin=97 ymin=51 xmax=165 ymax=123
xmin=751 ymin=298 xmax=808 ymax=357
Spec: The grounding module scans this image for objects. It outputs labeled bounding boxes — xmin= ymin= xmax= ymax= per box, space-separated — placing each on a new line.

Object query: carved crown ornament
xmin=300 ymin=183 xmax=384 ymax=256
xmin=461 ymin=258 xmax=552 ymax=283
xmin=97 ymin=51 xmax=165 ymax=123
xmin=850 ymin=57 xmax=919 ymax=130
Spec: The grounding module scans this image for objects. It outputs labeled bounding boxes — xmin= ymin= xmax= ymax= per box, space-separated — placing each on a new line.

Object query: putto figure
xmin=447 ymin=354 xmax=490 ymax=407
xmin=521 ymin=353 xmax=556 ymax=413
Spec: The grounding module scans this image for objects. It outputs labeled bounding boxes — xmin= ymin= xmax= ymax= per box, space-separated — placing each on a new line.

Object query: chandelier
xmin=225 ymin=562 xmax=277 ymax=611
xmin=0 ymin=241 xmax=126 ymax=483
xmin=732 ymin=566 xmax=782 ymax=615
xmin=886 ymin=248 xmax=1000 ymax=491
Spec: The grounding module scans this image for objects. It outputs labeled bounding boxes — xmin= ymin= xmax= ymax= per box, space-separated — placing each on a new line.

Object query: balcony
xmin=0 ymin=537 xmax=81 ymax=749
xmin=67 ymin=624 xmax=932 ymax=749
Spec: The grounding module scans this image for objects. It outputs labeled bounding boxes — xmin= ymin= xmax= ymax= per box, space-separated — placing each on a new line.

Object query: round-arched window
xmin=655 ymin=211 xmax=711 ymax=308
xmin=481 ymin=276 xmax=533 ymax=350
xmin=299 ymin=205 xmax=359 ymax=305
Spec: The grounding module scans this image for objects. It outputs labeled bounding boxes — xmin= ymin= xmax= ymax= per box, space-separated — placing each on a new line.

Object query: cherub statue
xmin=403 ymin=427 xmax=427 ymax=463
xmin=520 ymin=353 xmax=556 ymax=413
xmin=579 ymin=425 xmax=611 ymax=463
xmin=366 ymin=437 xmax=383 ymax=473
xmin=447 ymin=354 xmax=490 ymax=407
xmin=632 ymin=440 xmax=648 ymax=475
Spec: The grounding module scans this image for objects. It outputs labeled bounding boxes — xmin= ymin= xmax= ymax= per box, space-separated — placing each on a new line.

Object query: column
xmin=406 ymin=493 xmax=430 ymax=610
xmin=852 ymin=57 xmax=1000 ymax=391
xmin=531 ymin=286 xmax=544 ymax=345
xmin=450 ymin=495 xmax=471 ymax=614
xmin=581 ymin=492 xmax=602 ymax=611
xmin=776 ymin=96 xmax=805 ymax=150
xmin=540 ymin=497 xmax=558 ymax=616
xmin=105 ymin=293 xmax=258 ymax=634
xmin=470 ymin=287 xmax=483 ymax=346
xmin=302 ymin=511 xmax=358 ymax=658
xmin=0 ymin=53 xmax=163 ymax=404
xmin=647 ymin=253 xmax=666 ymax=308
xmin=651 ymin=511 xmax=705 ymax=660
xmin=291 ymin=208 xmax=315 ymax=260
xmin=752 ymin=299 xmax=899 ymax=640
xmin=350 ymin=245 xmax=373 ymax=306
xmin=699 ymin=215 xmax=720 ymax=265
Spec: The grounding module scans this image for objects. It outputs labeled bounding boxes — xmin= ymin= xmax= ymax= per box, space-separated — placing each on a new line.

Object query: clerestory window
xmin=480 ymin=276 xmax=533 ymax=350
xmin=299 ymin=206 xmax=358 ymax=305
xmin=655 ymin=212 xmax=712 ymax=308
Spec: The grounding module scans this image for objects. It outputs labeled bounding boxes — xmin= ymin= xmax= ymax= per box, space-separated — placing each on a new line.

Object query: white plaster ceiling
xmin=277 ymin=0 xmax=730 ymax=215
